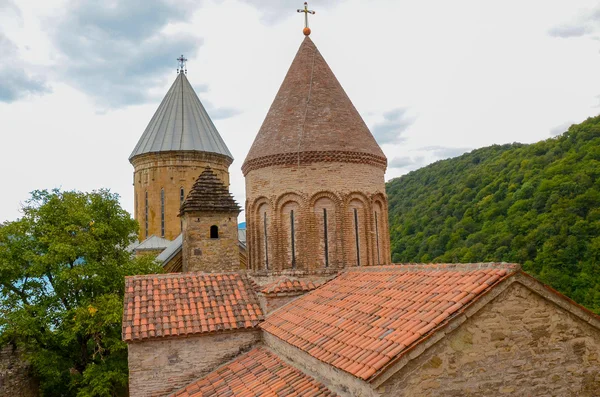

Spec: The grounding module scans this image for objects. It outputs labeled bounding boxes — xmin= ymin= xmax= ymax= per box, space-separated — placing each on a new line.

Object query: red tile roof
xmin=260 ymin=277 xmax=324 ymax=295
xmin=261 ymin=263 xmax=517 ymax=381
xmin=123 ymin=273 xmax=263 ymax=341
xmin=169 ymin=347 xmax=337 ymax=397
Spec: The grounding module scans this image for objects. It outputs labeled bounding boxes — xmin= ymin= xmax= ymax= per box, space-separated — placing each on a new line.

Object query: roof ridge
xmin=348 ymin=263 xmax=521 ymax=273
xmin=125 ymin=271 xmax=250 ymax=280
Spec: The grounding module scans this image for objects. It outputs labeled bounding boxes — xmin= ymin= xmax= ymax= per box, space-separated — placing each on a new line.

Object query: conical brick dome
xmin=242 ymin=37 xmax=386 ymax=175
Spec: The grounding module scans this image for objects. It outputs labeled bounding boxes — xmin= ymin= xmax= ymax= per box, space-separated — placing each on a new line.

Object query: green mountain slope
xmin=387 ymin=115 xmax=600 ymax=313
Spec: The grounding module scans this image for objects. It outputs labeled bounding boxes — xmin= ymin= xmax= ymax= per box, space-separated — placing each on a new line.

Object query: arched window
xmin=160 ymin=189 xmax=165 ymax=237
xmin=210 ymin=225 xmax=219 ymax=239
xmin=144 ymin=191 xmax=149 ymax=238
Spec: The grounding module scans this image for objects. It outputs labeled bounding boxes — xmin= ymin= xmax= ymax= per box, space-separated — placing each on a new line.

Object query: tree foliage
xmin=0 ymin=189 xmax=162 ymax=396
xmin=387 ymin=115 xmax=600 ymax=314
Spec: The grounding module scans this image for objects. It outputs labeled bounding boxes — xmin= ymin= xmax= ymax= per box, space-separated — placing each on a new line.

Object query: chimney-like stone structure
xmin=180 ymin=167 xmax=241 ymax=272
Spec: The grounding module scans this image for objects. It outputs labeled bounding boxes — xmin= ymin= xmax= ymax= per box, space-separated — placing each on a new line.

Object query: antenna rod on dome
xmin=177 ymin=54 xmax=188 ymax=74
xmin=297 ymin=2 xmax=315 ymax=36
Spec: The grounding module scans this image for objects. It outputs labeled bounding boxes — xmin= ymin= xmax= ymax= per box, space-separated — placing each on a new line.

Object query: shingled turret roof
xmin=180 ymin=167 xmax=240 ymax=213
xmin=242 ymin=37 xmax=386 ymax=175
xmin=130 ymin=72 xmax=233 ymax=161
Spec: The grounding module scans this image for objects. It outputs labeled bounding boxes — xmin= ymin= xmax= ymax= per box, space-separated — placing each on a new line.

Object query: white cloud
xmin=371 ymin=108 xmax=415 ymax=145
xmin=1 ymin=0 xmax=600 ymax=222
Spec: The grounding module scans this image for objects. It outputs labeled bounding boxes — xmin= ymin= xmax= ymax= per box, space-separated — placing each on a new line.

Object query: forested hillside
xmin=387 ymin=115 xmax=600 ymax=313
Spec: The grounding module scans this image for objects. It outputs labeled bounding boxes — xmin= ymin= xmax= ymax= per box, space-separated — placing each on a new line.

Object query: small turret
xmin=180 ymin=167 xmax=241 ymax=272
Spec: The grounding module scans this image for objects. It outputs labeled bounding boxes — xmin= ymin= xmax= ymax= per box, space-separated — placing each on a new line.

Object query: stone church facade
xmin=121 ymin=27 xmax=600 ymax=397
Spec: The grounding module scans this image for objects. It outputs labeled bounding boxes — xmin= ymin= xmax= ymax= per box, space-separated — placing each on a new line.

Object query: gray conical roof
xmin=129 ymin=73 xmax=233 ymax=161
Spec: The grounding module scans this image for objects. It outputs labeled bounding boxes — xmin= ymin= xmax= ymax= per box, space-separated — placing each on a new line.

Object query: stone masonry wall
xmin=182 ymin=211 xmax=239 ymax=273
xmin=245 ymin=161 xmax=390 ymax=272
xmin=0 ymin=345 xmax=38 ymax=397
xmin=263 ymin=332 xmax=376 ymax=397
xmin=378 ymin=282 xmax=600 ymax=396
xmin=128 ymin=330 xmax=260 ymax=397
xmin=258 ymin=293 xmax=303 ymax=314
xmin=131 ymin=151 xmax=231 ymax=241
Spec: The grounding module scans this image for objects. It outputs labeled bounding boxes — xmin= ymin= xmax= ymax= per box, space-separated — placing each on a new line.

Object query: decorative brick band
xmin=242 ymin=151 xmax=387 ymax=175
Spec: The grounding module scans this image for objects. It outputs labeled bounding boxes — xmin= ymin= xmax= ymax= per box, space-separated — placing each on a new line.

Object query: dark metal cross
xmin=297 ymin=2 xmax=315 ymax=29
xmin=177 ymin=55 xmax=188 ymax=74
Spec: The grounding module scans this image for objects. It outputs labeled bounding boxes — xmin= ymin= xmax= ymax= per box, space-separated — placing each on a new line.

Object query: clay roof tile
xmin=123 ymin=272 xmax=263 ymax=342
xmin=261 ymin=263 xmax=517 ymax=381
xmin=168 ymin=347 xmax=336 ymax=397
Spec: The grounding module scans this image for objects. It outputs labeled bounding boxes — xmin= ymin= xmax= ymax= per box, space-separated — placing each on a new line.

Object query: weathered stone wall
xmin=245 ymin=161 xmax=390 ymax=272
xmin=0 ymin=345 xmax=38 ymax=397
xmin=263 ymin=332 xmax=376 ymax=397
xmin=131 ymin=151 xmax=231 ymax=241
xmin=182 ymin=211 xmax=239 ymax=273
xmin=258 ymin=293 xmax=303 ymax=314
xmin=128 ymin=330 xmax=260 ymax=397
xmin=378 ymin=282 xmax=600 ymax=396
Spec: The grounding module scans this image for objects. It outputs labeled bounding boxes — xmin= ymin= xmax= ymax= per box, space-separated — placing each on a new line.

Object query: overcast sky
xmin=1 ymin=0 xmax=599 ymax=223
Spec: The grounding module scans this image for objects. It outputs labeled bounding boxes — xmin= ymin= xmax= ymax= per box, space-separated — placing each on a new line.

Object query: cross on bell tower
xmin=297 ymin=2 xmax=315 ymax=36
xmin=177 ymin=55 xmax=188 ymax=74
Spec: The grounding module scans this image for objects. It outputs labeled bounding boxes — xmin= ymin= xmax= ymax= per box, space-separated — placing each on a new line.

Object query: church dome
xmin=130 ymin=72 xmax=233 ymax=162
xmin=242 ymin=37 xmax=386 ymax=175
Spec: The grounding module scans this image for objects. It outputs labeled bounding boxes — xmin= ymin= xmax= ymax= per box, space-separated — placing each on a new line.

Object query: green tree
xmin=0 ymin=189 xmax=162 ymax=396
xmin=387 ymin=115 xmax=600 ymax=314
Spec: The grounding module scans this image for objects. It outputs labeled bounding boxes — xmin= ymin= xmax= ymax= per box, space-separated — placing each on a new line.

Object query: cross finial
xmin=177 ymin=55 xmax=188 ymax=74
xmin=297 ymin=2 xmax=315 ymax=36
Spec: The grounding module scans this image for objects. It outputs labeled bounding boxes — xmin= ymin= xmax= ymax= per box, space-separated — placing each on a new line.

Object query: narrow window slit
xmin=290 ymin=210 xmax=296 ymax=268
xmin=375 ymin=212 xmax=381 ymax=265
xmin=354 ymin=208 xmax=360 ymax=266
xmin=144 ymin=191 xmax=149 ymax=238
xmin=160 ymin=189 xmax=165 ymax=237
xmin=263 ymin=212 xmax=269 ymax=270
xmin=323 ymin=208 xmax=329 ymax=267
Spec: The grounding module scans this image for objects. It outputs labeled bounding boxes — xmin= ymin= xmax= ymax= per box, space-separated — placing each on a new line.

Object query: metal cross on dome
xmin=297 ymin=2 xmax=315 ymax=36
xmin=177 ymin=55 xmax=188 ymax=74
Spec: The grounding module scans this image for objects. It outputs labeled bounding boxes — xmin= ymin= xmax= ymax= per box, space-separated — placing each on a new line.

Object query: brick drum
xmin=131 ymin=151 xmax=231 ymax=241
xmin=127 ymin=330 xmax=260 ymax=397
xmin=378 ymin=283 xmax=600 ymax=396
xmin=245 ymin=162 xmax=390 ymax=272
